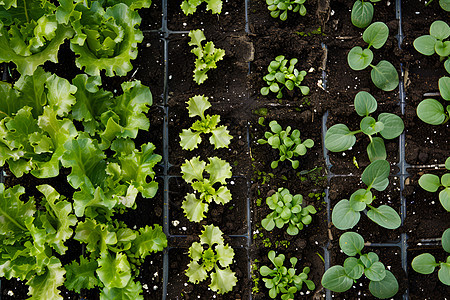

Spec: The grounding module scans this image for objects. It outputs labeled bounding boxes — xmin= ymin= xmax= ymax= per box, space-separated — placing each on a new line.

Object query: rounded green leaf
xmin=378 ymin=113 xmax=404 ymax=139
xmin=368 ymin=270 xmax=399 ymax=299
xmin=446 ymin=157 xmax=450 ymax=170
xmin=439 ymin=76 xmax=450 ymax=101
xmin=365 ymin=261 xmax=387 ymax=282
xmin=303 ymin=139 xmax=314 ymax=148
xmin=419 ymin=174 xmax=441 ymax=192
xmin=285 ymin=80 xmax=294 ymax=90
xmin=260 ymin=265 xmax=273 ymax=276
xmin=351 ymin=1 xmax=374 ymax=28
xmin=430 ymin=20 xmax=450 ymax=40
xmin=344 ymin=257 xmax=364 ymax=279
xmin=354 ymin=91 xmax=377 ymax=116
xmin=367 ymin=137 xmax=387 ymax=162
xmin=370 ymin=60 xmax=399 ymax=91
xmin=414 ymin=35 xmax=437 ymax=56
xmin=363 ymin=22 xmax=389 ymax=49
xmin=321 ymin=265 xmax=354 ymax=293
xmin=436 ymin=41 xmax=450 ymax=57
xmin=349 ymin=189 xmax=370 ymax=211
xmin=438 ymin=263 xmax=450 ymax=285
xmin=445 ymin=58 xmax=450 ymax=74
xmin=261 ymin=87 xmax=270 ymax=95
xmin=442 ymin=172 xmax=450 ymax=187
xmin=269 ymin=82 xmax=280 ymax=93
xmin=440 ymin=0 xmax=450 ymax=11
xmin=442 ymin=228 xmax=450 ymax=253
xmin=348 ymin=47 xmax=373 ymax=70
xmin=360 ymin=116 xmax=384 ymax=135
xmin=412 ymin=253 xmax=438 ymax=274
xmin=299 ymin=85 xmax=310 ymax=95
xmin=439 ymin=188 xmax=450 ymax=212
xmin=325 ymin=124 xmax=356 ymax=152
xmin=339 ymin=232 xmax=364 ymax=256
xmin=417 ymin=98 xmax=447 ymax=125
xmin=361 ymin=159 xmax=390 ymax=191
xmin=332 ymin=200 xmax=360 ymax=230
xmin=367 ymin=205 xmax=401 ymax=229
xmin=295 ymin=144 xmax=307 ymax=156
xmin=262 ymin=217 xmax=275 ymax=231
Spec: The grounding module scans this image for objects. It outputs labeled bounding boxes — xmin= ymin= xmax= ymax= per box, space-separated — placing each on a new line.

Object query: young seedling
xmin=261 ymin=188 xmax=316 ymax=235
xmin=257 ymin=120 xmax=314 ymax=169
xmin=179 ymin=95 xmax=232 ymax=150
xmin=351 ymin=0 xmax=381 ymax=28
xmin=424 ymin=0 xmax=450 ymax=11
xmin=186 ymin=224 xmax=237 ymax=294
xmin=181 ymin=0 xmax=223 ymax=15
xmin=260 ymin=55 xmax=310 ymax=99
xmin=265 ymin=0 xmax=307 ymax=21
xmin=181 ymin=156 xmax=232 ymax=222
xmin=418 ymin=157 xmax=450 ymax=212
xmin=260 ymin=250 xmax=315 ymax=299
xmin=416 ymin=76 xmax=450 ymax=125
xmin=412 ymin=227 xmax=450 ymax=286
xmin=347 ymin=22 xmax=399 ymax=91
xmin=322 ymin=232 xmax=399 ymax=299
xmin=188 ymin=29 xmax=225 ymax=84
xmin=414 ymin=20 xmax=450 ymax=73
xmin=331 ymin=159 xmax=401 ymax=230
xmin=325 ymin=91 xmax=404 ymax=162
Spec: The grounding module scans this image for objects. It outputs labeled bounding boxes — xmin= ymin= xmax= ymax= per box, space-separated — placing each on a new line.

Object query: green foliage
xmin=412 ymin=228 xmax=450 ymax=286
xmin=186 ymin=225 xmax=237 ymax=294
xmin=321 ymin=232 xmax=399 ymax=299
xmin=325 ymin=91 xmax=404 ymax=162
xmin=260 ymin=55 xmax=309 ymax=99
xmin=258 ymin=120 xmax=314 ymax=169
xmin=351 ymin=0 xmax=381 ymax=28
xmin=260 ymin=250 xmax=315 ymax=299
xmin=181 ymin=0 xmax=222 ymax=15
xmin=414 ymin=20 xmax=450 ymax=67
xmin=347 ymin=22 xmax=399 ymax=91
xmin=418 ymin=157 xmax=450 ymax=211
xmin=188 ymin=29 xmax=225 ymax=84
xmin=181 ymin=156 xmax=232 ymax=222
xmin=416 ymin=76 xmax=450 ymax=125
xmin=261 ymin=188 xmax=316 ymax=235
xmin=331 ymin=160 xmax=401 ymax=230
xmin=179 ymin=95 xmax=232 ymax=150
xmin=265 ymin=0 xmax=307 ymax=21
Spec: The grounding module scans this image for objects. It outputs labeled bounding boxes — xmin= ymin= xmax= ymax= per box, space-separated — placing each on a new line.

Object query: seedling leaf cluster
xmin=418 ymin=157 xmax=450 ymax=211
xmin=265 ymin=0 xmax=307 ymax=21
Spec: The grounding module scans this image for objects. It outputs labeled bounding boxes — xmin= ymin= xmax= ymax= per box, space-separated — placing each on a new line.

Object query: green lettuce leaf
xmin=97 ymin=252 xmax=131 ymax=289
xmin=100 ymin=278 xmax=144 ymax=300
xmin=27 ymin=257 xmax=66 ymax=300
xmin=64 ymin=256 xmax=99 ymax=293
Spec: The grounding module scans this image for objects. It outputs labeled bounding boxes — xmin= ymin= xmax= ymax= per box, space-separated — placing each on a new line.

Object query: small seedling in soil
xmin=260 ymin=55 xmax=310 ymax=99
xmin=416 ymin=76 xmax=450 ymax=125
xmin=418 ymin=156 xmax=450 ymax=211
xmin=261 ymin=187 xmax=317 ymax=235
xmin=331 ymin=160 xmax=402 ymax=230
xmin=351 ymin=0 xmax=381 ymax=28
xmin=179 ymin=95 xmax=232 ymax=150
xmin=412 ymin=227 xmax=450 ymax=286
xmin=424 ymin=0 xmax=450 ymax=11
xmin=347 ymin=22 xmax=399 ymax=91
xmin=181 ymin=0 xmax=223 ymax=15
xmin=188 ymin=29 xmax=225 ymax=84
xmin=260 ymin=250 xmax=315 ymax=299
xmin=181 ymin=156 xmax=232 ymax=222
xmin=321 ymin=232 xmax=399 ymax=299
xmin=414 ymin=20 xmax=450 ymax=73
xmin=325 ymin=91 xmax=404 ymax=162
xmin=258 ymin=120 xmax=314 ymax=169
xmin=265 ymin=0 xmax=307 ymax=21
xmin=186 ymin=224 xmax=237 ymax=294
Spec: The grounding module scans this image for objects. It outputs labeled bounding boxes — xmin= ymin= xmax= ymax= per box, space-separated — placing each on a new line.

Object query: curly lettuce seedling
xmin=260 ymin=250 xmax=315 ymax=299
xmin=418 ymin=157 xmax=450 ymax=211
xmin=322 ymin=232 xmax=399 ymax=299
xmin=325 ymin=91 xmax=404 ymax=162
xmin=181 ymin=0 xmax=222 ymax=15
xmin=351 ymin=0 xmax=381 ymax=28
xmin=332 ymin=160 xmax=401 ymax=230
xmin=414 ymin=20 xmax=450 ymax=73
xmin=265 ymin=0 xmax=307 ymax=21
xmin=347 ymin=22 xmax=399 ymax=91
xmin=412 ymin=227 xmax=450 ymax=286
xmin=179 ymin=95 xmax=232 ymax=150
xmin=257 ymin=120 xmax=314 ymax=169
xmin=417 ymin=76 xmax=450 ymax=125
xmin=181 ymin=156 xmax=232 ymax=222
xmin=186 ymin=224 xmax=237 ymax=294
xmin=261 ymin=188 xmax=316 ymax=235
xmin=188 ymin=29 xmax=225 ymax=84
xmin=260 ymin=55 xmax=309 ymax=99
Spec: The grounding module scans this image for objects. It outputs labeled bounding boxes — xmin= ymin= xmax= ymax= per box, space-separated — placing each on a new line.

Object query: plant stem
xmin=23 ymin=0 xmax=29 ymax=23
